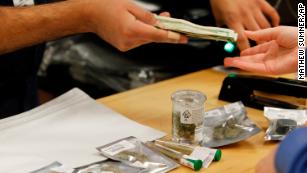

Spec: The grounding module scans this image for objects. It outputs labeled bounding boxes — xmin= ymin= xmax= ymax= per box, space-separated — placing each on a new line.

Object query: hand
xmin=210 ymin=0 xmax=280 ymax=51
xmin=86 ymin=0 xmax=187 ymax=51
xmin=255 ymin=148 xmax=277 ymax=173
xmin=224 ymin=26 xmax=297 ymax=75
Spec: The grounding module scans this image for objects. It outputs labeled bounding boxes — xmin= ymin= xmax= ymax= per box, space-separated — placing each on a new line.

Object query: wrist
xmin=76 ymin=0 xmax=102 ymax=34
xmin=69 ymin=0 xmax=94 ymax=34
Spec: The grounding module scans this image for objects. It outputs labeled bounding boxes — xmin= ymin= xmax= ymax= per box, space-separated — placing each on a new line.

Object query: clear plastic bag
xmin=39 ymin=36 xmax=174 ymax=92
xmin=74 ymin=160 xmax=142 ymax=173
xmin=30 ymin=162 xmax=62 ymax=173
xmin=97 ymin=136 xmax=178 ymax=173
xmin=202 ymin=102 xmax=261 ymax=147
xmin=32 ymin=160 xmax=142 ymax=173
xmin=264 ymin=107 xmax=307 ymax=141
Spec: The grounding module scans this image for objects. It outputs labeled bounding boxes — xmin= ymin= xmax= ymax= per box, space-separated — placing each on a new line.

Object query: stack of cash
xmin=155 ymin=15 xmax=238 ymax=42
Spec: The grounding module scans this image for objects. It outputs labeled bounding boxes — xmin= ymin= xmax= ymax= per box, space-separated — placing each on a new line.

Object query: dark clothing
xmin=0 ymin=0 xmax=47 ymax=118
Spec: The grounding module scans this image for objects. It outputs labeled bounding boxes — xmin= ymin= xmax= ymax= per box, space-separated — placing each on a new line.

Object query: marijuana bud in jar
xmin=171 ymin=90 xmax=206 ymax=144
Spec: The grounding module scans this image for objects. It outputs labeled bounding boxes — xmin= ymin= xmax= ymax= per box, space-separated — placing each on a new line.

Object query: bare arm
xmin=0 ymin=0 xmax=186 ymax=55
xmin=0 ymin=0 xmax=89 ymax=54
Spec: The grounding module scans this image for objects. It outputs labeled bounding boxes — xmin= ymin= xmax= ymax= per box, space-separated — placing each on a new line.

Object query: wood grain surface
xmin=97 ymin=69 xmax=280 ymax=173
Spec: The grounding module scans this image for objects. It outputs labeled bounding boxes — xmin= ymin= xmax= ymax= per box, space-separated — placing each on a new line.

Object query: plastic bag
xmin=74 ymin=160 xmax=142 ymax=173
xmin=31 ymin=162 xmax=62 ymax=173
xmin=97 ymin=136 xmax=178 ymax=173
xmin=39 ymin=36 xmax=176 ymax=92
xmin=32 ymin=160 xmax=142 ymax=173
xmin=202 ymin=101 xmax=261 ymax=147
xmin=264 ymin=107 xmax=307 ymax=141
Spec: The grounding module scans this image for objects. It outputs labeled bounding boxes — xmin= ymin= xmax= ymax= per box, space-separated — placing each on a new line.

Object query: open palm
xmin=224 ymin=26 xmax=297 ymax=75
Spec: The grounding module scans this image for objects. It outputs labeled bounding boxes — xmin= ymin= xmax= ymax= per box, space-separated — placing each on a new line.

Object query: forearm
xmin=0 ymin=0 xmax=91 ymax=54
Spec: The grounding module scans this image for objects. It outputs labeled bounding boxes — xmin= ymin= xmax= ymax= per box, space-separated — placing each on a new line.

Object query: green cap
xmin=187 ymin=158 xmax=203 ymax=171
xmin=214 ymin=149 xmax=222 ymax=161
xmin=228 ymin=73 xmax=237 ymax=78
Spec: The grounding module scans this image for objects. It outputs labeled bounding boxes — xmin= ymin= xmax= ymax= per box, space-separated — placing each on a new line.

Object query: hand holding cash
xmin=155 ymin=15 xmax=238 ymax=42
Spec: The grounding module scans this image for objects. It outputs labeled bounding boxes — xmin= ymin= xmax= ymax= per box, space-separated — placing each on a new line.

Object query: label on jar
xmin=180 ymin=108 xmax=203 ymax=125
xmin=180 ymin=109 xmax=193 ymax=124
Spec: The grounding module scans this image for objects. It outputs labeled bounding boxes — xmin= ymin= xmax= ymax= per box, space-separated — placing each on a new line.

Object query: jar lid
xmin=171 ymin=90 xmax=207 ymax=107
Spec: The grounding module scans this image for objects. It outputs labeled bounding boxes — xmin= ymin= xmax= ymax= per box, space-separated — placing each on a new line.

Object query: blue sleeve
xmin=275 ymin=127 xmax=307 ymax=173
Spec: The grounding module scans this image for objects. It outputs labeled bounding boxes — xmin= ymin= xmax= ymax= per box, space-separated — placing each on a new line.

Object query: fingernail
xmin=167 ymin=31 xmax=180 ymax=42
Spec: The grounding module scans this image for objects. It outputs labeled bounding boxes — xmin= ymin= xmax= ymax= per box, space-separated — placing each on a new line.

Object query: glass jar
xmin=171 ymin=90 xmax=206 ymax=144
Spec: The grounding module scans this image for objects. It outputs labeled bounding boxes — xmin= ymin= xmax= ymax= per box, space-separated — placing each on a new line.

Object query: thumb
xmin=159 ymin=11 xmax=171 ymax=17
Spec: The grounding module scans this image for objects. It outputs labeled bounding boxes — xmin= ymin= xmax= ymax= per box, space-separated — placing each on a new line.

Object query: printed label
xmin=180 ymin=108 xmax=203 ymax=125
xmin=180 ymin=109 xmax=193 ymax=124
xmin=190 ymin=147 xmax=216 ymax=168
xmin=13 ymin=0 xmax=34 ymax=6
xmin=180 ymin=155 xmax=198 ymax=169
xmin=101 ymin=140 xmax=135 ymax=156
xmin=297 ymin=3 xmax=305 ymax=80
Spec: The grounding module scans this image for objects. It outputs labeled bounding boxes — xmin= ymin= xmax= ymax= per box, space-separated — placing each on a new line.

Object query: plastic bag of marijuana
xmin=97 ymin=136 xmax=178 ymax=173
xmin=202 ymin=101 xmax=261 ymax=147
xmin=264 ymin=107 xmax=307 ymax=141
xmin=74 ymin=160 xmax=142 ymax=173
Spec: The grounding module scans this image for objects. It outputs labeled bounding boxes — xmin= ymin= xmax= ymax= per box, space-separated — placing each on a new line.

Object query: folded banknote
xmin=155 ymin=15 xmax=238 ymax=42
